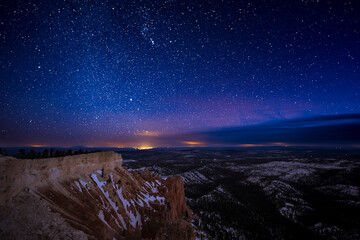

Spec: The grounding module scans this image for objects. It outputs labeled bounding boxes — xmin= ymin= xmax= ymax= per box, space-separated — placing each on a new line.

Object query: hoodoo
xmin=0 ymin=152 xmax=195 ymax=239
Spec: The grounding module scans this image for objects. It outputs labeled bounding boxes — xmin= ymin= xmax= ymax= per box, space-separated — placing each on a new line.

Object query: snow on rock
xmin=248 ymin=161 xmax=315 ymax=182
xmin=144 ymin=181 xmax=159 ymax=193
xmin=181 ymin=170 xmax=209 ymax=184
xmin=98 ymin=210 xmax=110 ymax=227
xmin=123 ymin=159 xmax=137 ymax=163
xmin=317 ymin=184 xmax=360 ymax=197
xmin=91 ymin=172 xmax=128 ymax=229
xmin=74 ymin=181 xmax=82 ymax=192
xmin=0 ymin=151 xmax=195 ymax=239
xmin=279 ymin=202 xmax=297 ymax=221
xmin=116 ymin=187 xmax=131 ymax=210
xmin=156 ymin=196 xmax=165 ymax=204
xmin=79 ymin=179 xmax=88 ymax=189
xmin=128 ymin=167 xmax=146 ymax=171
xmin=311 ymin=222 xmax=343 ymax=236
xmin=129 ymin=209 xmax=142 ymax=228
xmin=233 ymin=160 xmax=349 ymax=184
xmin=91 ymin=173 xmax=106 ymax=189
xmin=263 ymin=180 xmax=312 ymax=222
xmin=91 ymin=170 xmax=169 ymax=230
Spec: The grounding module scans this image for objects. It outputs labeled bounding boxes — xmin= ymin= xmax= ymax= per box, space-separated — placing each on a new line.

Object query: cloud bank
xmin=178 ymin=114 xmax=360 ymax=146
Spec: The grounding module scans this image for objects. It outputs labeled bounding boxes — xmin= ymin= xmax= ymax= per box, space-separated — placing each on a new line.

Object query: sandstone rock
xmin=0 ymin=152 xmax=195 ymax=240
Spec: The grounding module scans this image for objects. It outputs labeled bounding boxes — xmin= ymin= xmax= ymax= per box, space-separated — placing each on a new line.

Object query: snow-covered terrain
xmin=122 ymin=148 xmax=360 ymax=240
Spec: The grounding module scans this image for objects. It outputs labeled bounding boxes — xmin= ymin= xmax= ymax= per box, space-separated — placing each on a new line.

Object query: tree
xmin=2 ymin=149 xmax=8 ymax=156
xmin=28 ymin=149 xmax=36 ymax=159
xmin=42 ymin=149 xmax=49 ymax=158
xmin=19 ymin=149 xmax=26 ymax=158
xmin=50 ymin=149 xmax=54 ymax=157
xmin=55 ymin=150 xmax=60 ymax=157
xmin=0 ymin=148 xmax=2 ymax=155
xmin=66 ymin=149 xmax=72 ymax=156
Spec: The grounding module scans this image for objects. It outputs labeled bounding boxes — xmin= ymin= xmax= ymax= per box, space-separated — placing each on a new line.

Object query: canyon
xmin=0 ymin=152 xmax=195 ymax=239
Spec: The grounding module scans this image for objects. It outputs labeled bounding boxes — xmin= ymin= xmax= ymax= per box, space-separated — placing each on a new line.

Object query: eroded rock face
xmin=0 ymin=152 xmax=195 ymax=240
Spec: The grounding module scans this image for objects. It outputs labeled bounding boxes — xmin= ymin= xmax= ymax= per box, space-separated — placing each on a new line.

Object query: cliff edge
xmin=0 ymin=152 xmax=195 ymax=240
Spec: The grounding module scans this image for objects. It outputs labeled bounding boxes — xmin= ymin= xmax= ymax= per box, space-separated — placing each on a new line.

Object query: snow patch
xmin=182 ymin=171 xmax=209 ymax=184
xmin=123 ymin=159 xmax=137 ymax=163
xmin=98 ymin=210 xmax=111 ymax=228
xmin=74 ymin=181 xmax=82 ymax=192
xmin=79 ymin=179 xmax=88 ymax=189
xmin=129 ymin=209 xmax=142 ymax=228
xmin=92 ymin=173 xmax=106 ymax=188
xmin=128 ymin=167 xmax=146 ymax=171
xmin=92 ymin=172 xmax=127 ymax=229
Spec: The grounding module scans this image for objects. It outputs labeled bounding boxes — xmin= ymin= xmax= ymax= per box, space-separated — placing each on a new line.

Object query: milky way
xmin=0 ymin=0 xmax=359 ymax=147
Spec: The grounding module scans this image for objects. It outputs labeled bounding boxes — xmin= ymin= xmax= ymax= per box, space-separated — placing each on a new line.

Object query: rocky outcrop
xmin=165 ymin=176 xmax=192 ymax=221
xmin=0 ymin=152 xmax=195 ymax=240
xmin=0 ymin=152 xmax=122 ymax=206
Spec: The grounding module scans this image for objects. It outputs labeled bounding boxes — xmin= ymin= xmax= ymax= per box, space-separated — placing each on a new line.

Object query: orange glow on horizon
xmin=30 ymin=144 xmax=45 ymax=147
xmin=137 ymin=146 xmax=154 ymax=150
xmin=272 ymin=142 xmax=287 ymax=146
xmin=182 ymin=141 xmax=203 ymax=145
xmin=238 ymin=144 xmax=265 ymax=147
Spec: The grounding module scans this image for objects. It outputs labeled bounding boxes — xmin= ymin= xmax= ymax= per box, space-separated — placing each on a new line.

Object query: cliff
xmin=0 ymin=152 xmax=122 ymax=206
xmin=0 ymin=152 xmax=195 ymax=240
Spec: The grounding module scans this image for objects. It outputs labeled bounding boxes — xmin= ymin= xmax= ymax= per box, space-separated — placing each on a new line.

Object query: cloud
xmin=2 ymin=113 xmax=360 ymax=148
xmin=185 ymin=113 xmax=360 ymax=146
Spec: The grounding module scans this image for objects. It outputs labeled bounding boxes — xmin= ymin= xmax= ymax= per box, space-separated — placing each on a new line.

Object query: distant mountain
xmin=70 ymin=145 xmax=87 ymax=149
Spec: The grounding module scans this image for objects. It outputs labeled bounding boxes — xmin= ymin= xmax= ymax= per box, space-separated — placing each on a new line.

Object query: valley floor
xmin=122 ymin=148 xmax=360 ymax=240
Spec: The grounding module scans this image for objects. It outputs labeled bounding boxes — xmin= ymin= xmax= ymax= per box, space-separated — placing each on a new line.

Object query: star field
xmin=0 ymin=0 xmax=359 ymax=147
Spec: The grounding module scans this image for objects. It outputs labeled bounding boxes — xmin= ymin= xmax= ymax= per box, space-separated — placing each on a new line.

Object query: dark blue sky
xmin=0 ymin=0 xmax=359 ymax=147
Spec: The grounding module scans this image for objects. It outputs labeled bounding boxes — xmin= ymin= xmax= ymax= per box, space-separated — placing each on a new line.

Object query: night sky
xmin=1 ymin=0 xmax=359 ymax=147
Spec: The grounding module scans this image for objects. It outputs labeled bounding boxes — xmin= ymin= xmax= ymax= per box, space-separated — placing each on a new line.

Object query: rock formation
xmin=0 ymin=152 xmax=195 ymax=239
